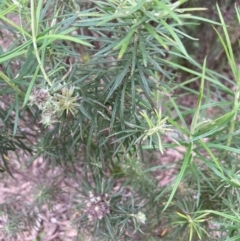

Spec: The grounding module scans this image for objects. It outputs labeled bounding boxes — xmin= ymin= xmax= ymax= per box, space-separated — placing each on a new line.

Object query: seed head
xmin=85 ymin=192 xmax=110 ymax=221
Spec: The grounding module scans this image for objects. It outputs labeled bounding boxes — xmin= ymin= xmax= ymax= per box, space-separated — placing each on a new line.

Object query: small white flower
xmin=136 ymin=211 xmax=146 ymax=224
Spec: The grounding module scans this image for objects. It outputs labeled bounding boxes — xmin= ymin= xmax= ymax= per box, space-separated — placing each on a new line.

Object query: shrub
xmin=1 ymin=0 xmax=240 ymax=240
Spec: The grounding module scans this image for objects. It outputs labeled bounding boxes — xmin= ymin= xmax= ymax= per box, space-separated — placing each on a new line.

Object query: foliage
xmin=0 ymin=0 xmax=240 ymax=240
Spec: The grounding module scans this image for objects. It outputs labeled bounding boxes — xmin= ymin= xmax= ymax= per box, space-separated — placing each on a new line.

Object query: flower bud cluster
xmin=28 ymin=84 xmax=80 ymax=127
xmin=85 ymin=192 xmax=110 ymax=221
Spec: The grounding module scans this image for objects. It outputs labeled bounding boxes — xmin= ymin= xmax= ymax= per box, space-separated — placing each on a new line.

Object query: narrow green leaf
xmin=110 ymin=90 xmax=121 ymax=129
xmin=79 ymin=105 xmax=92 ymax=120
xmin=113 ymin=28 xmax=135 ymax=59
xmin=40 ymin=0 xmax=52 ymax=21
xmin=120 ymin=82 xmax=127 ymax=128
xmin=96 ymin=1 xmax=146 ymax=26
xmin=169 ymin=97 xmax=189 ymax=131
xmin=36 ymin=0 xmax=44 ymax=30
xmin=198 ymin=139 xmax=223 ymax=174
xmin=153 ymin=0 xmax=183 ymax=24
xmin=167 ymin=117 xmax=189 ymax=136
xmin=105 ymin=216 xmax=115 ymax=240
xmin=0 ymin=4 xmax=17 ymax=17
xmin=198 ymin=210 xmax=240 ymax=223
xmin=160 ymin=19 xmax=188 ymax=58
xmin=22 ymin=65 xmax=40 ymax=107
xmin=130 ymin=75 xmax=136 ymax=113
xmin=13 ymin=94 xmax=19 ymax=136
xmin=191 ymin=57 xmax=206 ymax=134
xmin=226 ymin=235 xmax=240 ymax=241
xmin=161 ymin=59 xmax=232 ymax=94
xmin=0 ymin=40 xmax=31 ymax=63
xmin=207 ymin=143 xmax=240 ymax=155
xmin=138 ymin=33 xmax=148 ymax=67
xmin=131 ymin=37 xmax=138 ymax=75
xmin=0 ymin=71 xmax=22 ymax=96
xmin=216 ymin=4 xmax=238 ymax=81
xmin=162 ymin=143 xmax=192 ymax=211
xmin=194 ymin=110 xmax=234 ymax=136
xmin=104 ymin=59 xmax=131 ymax=102
xmin=94 ymin=40 xmax=119 ymax=56
xmin=143 ymin=23 xmax=169 ymax=51
xmin=137 ymin=68 xmax=155 ymax=109
xmin=38 ymin=35 xmax=93 ymax=47
xmin=0 ymin=15 xmax=31 ymax=38
xmin=236 ymin=3 xmax=240 ymax=24
xmin=138 ymin=65 xmax=151 ymax=98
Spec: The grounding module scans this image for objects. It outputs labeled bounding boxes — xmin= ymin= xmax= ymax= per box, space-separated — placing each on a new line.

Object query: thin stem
xmin=226 ymin=87 xmax=240 ymax=147
xmin=0 ymin=72 xmax=23 ymax=96
xmin=30 ymin=0 xmax=52 ymax=86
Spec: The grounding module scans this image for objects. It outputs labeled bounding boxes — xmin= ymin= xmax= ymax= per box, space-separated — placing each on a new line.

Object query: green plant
xmin=1 ymin=0 xmax=240 ymax=240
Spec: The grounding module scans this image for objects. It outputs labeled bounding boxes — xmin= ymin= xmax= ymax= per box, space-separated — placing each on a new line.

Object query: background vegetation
xmin=0 ymin=0 xmax=240 ymax=240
